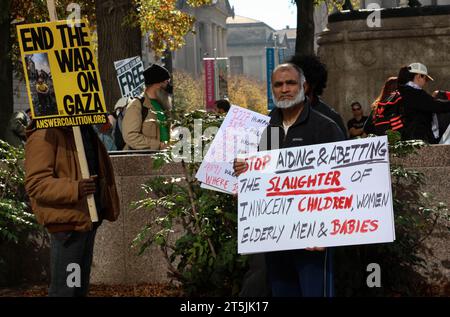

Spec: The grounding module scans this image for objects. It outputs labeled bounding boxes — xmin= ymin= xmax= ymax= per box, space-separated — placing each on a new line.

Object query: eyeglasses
xmin=352 ymin=107 xmax=361 ymax=111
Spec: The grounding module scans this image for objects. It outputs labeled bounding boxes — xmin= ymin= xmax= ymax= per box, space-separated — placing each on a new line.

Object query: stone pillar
xmin=196 ymin=25 xmax=203 ymax=75
xmin=206 ymin=23 xmax=213 ymax=57
xmin=222 ymin=28 xmax=228 ymax=57
xmin=212 ymin=23 xmax=217 ymax=57
xmin=217 ymin=27 xmax=223 ymax=57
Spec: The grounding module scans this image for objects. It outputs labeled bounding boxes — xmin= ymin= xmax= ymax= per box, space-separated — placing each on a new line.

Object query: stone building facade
xmin=275 ymin=27 xmax=297 ymax=60
xmin=226 ymin=15 xmax=289 ymax=82
xmin=171 ymin=0 xmax=234 ymax=77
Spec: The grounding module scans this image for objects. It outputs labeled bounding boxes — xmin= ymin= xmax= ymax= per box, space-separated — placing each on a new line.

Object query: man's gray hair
xmin=272 ymin=63 xmax=306 ymax=85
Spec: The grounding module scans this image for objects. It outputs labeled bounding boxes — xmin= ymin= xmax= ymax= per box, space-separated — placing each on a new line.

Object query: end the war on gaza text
xmin=19 ymin=23 xmax=103 ymax=116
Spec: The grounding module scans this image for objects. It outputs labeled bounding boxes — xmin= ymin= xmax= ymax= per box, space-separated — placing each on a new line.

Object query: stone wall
xmin=318 ymin=6 xmax=450 ymax=124
xmin=91 ymin=155 xmax=184 ymax=284
xmin=90 ymin=145 xmax=450 ymax=286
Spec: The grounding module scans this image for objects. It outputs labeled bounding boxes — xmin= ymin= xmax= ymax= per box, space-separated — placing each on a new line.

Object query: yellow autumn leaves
xmin=136 ymin=0 xmax=213 ymax=57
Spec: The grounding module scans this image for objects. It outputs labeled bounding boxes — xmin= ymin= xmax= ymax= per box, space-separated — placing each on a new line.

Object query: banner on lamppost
xmin=266 ymin=47 xmax=287 ymax=111
xmin=204 ymin=58 xmax=216 ymax=111
xmin=266 ymin=48 xmax=275 ymax=111
xmin=204 ymin=57 xmax=229 ymax=112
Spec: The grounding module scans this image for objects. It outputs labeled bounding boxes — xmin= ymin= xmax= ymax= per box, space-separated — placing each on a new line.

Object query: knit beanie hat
xmin=143 ymin=64 xmax=171 ymax=85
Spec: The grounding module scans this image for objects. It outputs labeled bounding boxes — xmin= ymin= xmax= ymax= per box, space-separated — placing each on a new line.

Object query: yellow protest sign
xmin=17 ymin=20 xmax=107 ymax=129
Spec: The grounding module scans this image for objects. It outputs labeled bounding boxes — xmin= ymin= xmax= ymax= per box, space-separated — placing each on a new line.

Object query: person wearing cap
xmin=397 ymin=62 xmax=450 ymax=143
xmin=121 ymin=64 xmax=172 ymax=150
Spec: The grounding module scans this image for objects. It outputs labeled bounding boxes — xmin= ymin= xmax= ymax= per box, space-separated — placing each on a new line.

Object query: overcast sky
xmin=227 ymin=0 xmax=297 ymax=30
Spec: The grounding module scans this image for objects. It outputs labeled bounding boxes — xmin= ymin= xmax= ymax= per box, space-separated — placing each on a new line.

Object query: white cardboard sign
xmin=114 ymin=56 xmax=145 ymax=98
xmin=237 ymin=136 xmax=396 ymax=254
xmin=196 ymin=105 xmax=270 ymax=194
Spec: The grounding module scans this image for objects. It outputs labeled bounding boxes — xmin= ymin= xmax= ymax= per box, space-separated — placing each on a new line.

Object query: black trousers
xmin=239 ymin=254 xmax=271 ymax=297
xmin=48 ymin=229 xmax=97 ymax=297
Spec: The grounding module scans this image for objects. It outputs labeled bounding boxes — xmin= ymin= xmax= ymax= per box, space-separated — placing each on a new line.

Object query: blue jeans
xmin=265 ymin=248 xmax=334 ymax=297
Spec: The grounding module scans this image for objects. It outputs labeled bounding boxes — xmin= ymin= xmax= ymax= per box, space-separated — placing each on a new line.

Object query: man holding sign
xmin=235 ymin=63 xmax=345 ymax=297
xmin=18 ymin=19 xmax=120 ymax=297
xmin=25 ymin=122 xmax=120 ymax=296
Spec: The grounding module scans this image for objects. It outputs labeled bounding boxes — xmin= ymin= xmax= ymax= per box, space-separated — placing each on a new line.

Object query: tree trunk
xmin=295 ymin=0 xmax=315 ymax=56
xmin=95 ymin=0 xmax=141 ymax=112
xmin=0 ymin=0 xmax=13 ymax=140
xmin=163 ymin=49 xmax=173 ymax=74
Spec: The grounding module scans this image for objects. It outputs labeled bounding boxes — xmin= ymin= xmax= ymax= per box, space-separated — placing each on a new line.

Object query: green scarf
xmin=150 ymin=99 xmax=170 ymax=142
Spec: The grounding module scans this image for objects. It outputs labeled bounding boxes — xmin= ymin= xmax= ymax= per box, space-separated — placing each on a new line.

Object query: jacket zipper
xmin=275 ymin=125 xmax=287 ymax=148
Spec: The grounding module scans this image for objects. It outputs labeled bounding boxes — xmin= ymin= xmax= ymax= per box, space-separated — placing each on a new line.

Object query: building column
xmin=212 ymin=23 xmax=217 ymax=57
xmin=197 ymin=25 xmax=203 ymax=75
xmin=219 ymin=27 xmax=227 ymax=57
xmin=216 ymin=26 xmax=221 ymax=56
xmin=206 ymin=23 xmax=213 ymax=57
xmin=222 ymin=28 xmax=228 ymax=57
xmin=192 ymin=22 xmax=198 ymax=77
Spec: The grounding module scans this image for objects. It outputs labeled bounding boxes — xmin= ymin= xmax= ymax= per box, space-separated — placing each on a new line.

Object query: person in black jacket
xmin=397 ymin=63 xmax=450 ymax=143
xmin=234 ymin=63 xmax=344 ymax=297
xmin=432 ymin=90 xmax=450 ymax=142
xmin=347 ymin=102 xmax=368 ymax=139
xmin=289 ymin=54 xmax=348 ymax=138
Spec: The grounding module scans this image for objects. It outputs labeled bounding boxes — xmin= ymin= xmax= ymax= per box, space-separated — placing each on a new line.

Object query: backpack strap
xmin=140 ymin=96 xmax=148 ymax=123
xmin=133 ymin=96 xmax=149 ymax=123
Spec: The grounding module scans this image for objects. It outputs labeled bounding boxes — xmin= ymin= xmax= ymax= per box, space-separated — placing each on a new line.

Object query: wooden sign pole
xmin=46 ymin=0 xmax=58 ymax=21
xmin=46 ymin=0 xmax=99 ymax=222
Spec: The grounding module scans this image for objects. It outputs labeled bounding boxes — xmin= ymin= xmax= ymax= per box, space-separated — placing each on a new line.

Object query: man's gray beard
xmin=273 ymin=89 xmax=305 ymax=109
xmin=156 ymin=88 xmax=173 ymax=111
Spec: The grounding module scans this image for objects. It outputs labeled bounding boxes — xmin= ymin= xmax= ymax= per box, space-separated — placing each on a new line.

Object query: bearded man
xmin=122 ymin=64 xmax=173 ymax=150
xmin=235 ymin=63 xmax=344 ymax=297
